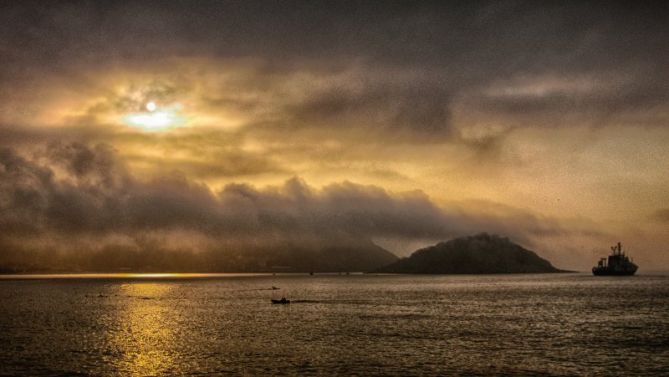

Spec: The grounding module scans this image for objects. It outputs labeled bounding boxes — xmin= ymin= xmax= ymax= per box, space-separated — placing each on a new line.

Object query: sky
xmin=1 ymin=1 xmax=668 ymax=271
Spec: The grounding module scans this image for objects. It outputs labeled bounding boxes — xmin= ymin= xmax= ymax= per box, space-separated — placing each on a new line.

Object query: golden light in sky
xmin=123 ymin=102 xmax=186 ymax=132
xmin=1 ymin=2 xmax=668 ymax=273
xmin=1 ymin=3 xmax=668 ymax=376
xmin=146 ymin=101 xmax=157 ymax=112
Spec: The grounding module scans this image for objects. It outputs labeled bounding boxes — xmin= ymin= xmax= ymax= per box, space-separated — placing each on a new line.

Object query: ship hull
xmin=592 ymin=268 xmax=637 ymax=276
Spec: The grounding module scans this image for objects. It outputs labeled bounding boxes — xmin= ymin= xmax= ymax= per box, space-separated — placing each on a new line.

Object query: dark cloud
xmin=2 ymin=1 xmax=668 ymax=139
xmin=4 ymin=1 xmax=666 ymax=69
xmin=0 ymin=141 xmax=597 ymax=271
xmin=465 ymin=73 xmax=669 ymax=128
xmin=0 ymin=2 xmax=666 ymax=270
xmin=284 ymin=80 xmax=453 ymax=139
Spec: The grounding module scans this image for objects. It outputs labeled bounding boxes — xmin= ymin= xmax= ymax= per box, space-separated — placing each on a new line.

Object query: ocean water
xmin=0 ymin=273 xmax=667 ymax=376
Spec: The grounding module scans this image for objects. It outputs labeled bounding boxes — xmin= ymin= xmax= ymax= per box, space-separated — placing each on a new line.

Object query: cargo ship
xmin=592 ymin=242 xmax=638 ymax=276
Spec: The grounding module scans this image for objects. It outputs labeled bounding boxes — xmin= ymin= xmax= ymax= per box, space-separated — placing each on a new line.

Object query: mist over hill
xmin=377 ymin=233 xmax=561 ymax=274
xmin=0 ymin=142 xmax=581 ymax=274
xmin=0 ymin=236 xmax=398 ymax=274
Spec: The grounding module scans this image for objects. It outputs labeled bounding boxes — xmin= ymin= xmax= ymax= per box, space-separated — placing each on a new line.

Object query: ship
xmin=592 ymin=242 xmax=638 ymax=276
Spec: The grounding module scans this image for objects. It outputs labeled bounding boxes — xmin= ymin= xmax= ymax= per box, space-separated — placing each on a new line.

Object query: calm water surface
xmin=0 ymin=273 xmax=667 ymax=376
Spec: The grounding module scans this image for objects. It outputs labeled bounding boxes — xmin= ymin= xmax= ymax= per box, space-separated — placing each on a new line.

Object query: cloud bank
xmin=0 ymin=142 xmax=601 ymax=272
xmin=1 ymin=2 xmax=668 ymax=270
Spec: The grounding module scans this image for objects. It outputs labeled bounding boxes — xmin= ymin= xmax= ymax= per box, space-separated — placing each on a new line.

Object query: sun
xmin=146 ymin=101 xmax=157 ymax=112
xmin=123 ymin=101 xmax=186 ymax=131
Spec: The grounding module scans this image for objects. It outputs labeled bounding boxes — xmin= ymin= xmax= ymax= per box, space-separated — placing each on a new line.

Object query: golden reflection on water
xmin=0 ymin=272 xmax=272 ymax=280
xmin=117 ymin=273 xmax=185 ymax=279
xmin=112 ymin=283 xmax=176 ymax=376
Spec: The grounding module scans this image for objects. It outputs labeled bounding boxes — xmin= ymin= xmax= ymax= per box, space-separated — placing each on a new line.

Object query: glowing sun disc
xmin=123 ymin=104 xmax=185 ymax=131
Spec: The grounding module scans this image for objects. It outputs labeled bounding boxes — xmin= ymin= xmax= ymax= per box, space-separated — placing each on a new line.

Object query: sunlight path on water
xmin=0 ymin=273 xmax=667 ymax=375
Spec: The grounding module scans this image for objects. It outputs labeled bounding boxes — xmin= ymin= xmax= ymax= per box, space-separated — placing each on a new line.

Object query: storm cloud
xmin=1 ymin=1 xmax=668 ymax=271
xmin=0 ymin=142 xmax=600 ymax=271
xmin=3 ymin=1 xmax=669 ymax=133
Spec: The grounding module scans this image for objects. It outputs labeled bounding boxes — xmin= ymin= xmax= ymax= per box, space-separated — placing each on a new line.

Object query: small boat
xmin=271 ymin=297 xmax=290 ymax=304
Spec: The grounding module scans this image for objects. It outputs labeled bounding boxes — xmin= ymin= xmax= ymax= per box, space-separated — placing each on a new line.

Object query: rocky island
xmin=377 ymin=233 xmax=561 ymax=274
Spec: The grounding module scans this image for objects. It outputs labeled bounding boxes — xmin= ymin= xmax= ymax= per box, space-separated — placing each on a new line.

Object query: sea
xmin=0 ymin=273 xmax=667 ymax=376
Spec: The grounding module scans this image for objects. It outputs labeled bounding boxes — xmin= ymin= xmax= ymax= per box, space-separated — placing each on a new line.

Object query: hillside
xmin=377 ymin=233 xmax=561 ymax=274
xmin=0 ymin=237 xmax=398 ymax=274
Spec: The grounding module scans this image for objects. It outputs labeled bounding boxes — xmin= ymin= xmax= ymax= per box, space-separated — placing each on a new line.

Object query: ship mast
xmin=613 ymin=242 xmax=622 ymax=256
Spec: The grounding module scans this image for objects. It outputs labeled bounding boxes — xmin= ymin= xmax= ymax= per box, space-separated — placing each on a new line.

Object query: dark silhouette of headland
xmin=377 ymin=233 xmax=562 ymax=274
xmin=0 ymin=234 xmax=566 ymax=274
